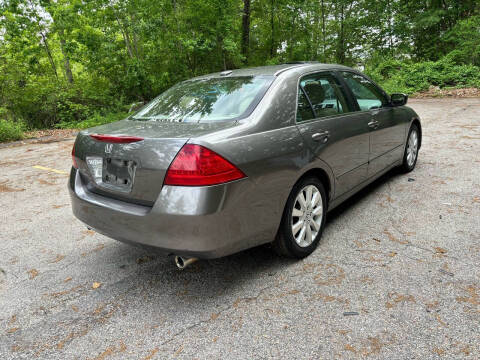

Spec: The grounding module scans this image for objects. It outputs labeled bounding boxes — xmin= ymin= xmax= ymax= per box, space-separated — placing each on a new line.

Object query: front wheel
xmin=273 ymin=177 xmax=327 ymax=259
xmin=400 ymin=124 xmax=420 ymax=173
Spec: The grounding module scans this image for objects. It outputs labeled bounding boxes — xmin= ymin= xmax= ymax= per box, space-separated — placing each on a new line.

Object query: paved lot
xmin=1 ymin=98 xmax=479 ymax=359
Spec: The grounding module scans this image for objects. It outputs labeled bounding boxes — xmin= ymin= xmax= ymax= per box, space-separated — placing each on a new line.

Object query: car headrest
xmin=303 ymin=82 xmax=325 ymax=105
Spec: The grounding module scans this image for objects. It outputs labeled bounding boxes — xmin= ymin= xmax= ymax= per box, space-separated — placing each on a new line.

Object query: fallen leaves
xmin=432 ymin=347 xmax=446 ymax=356
xmin=81 ymin=244 xmax=105 ymax=257
xmin=383 ymin=229 xmax=408 ymax=245
xmin=344 ymin=344 xmax=357 ymax=353
xmin=311 ymin=263 xmax=345 ymax=286
xmin=414 ymin=86 xmax=480 ymax=98
xmin=27 ymin=269 xmax=38 ymax=279
xmin=23 ymin=129 xmax=77 ymax=141
xmin=434 ymin=247 xmax=448 ymax=254
xmin=82 ymin=230 xmax=95 ymax=237
xmin=385 ymin=292 xmax=416 ymax=309
xmin=0 ymin=180 xmax=25 ymax=193
xmin=143 ymin=347 xmax=159 ymax=360
xmin=456 ymin=285 xmax=479 ymax=306
xmin=50 ymin=254 xmax=65 ymax=263
xmin=49 ymin=285 xmax=83 ymax=297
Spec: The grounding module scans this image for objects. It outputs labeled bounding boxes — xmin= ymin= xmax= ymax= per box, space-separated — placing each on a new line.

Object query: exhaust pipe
xmin=174 ymin=256 xmax=198 ymax=270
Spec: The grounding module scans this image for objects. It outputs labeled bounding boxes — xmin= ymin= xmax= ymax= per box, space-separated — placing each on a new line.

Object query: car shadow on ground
xmin=326 ymin=167 xmax=403 ymax=223
xmin=87 ymin=167 xmax=405 ymax=309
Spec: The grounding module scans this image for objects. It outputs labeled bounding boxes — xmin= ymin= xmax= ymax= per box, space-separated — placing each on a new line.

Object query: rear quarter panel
xmin=191 ymin=72 xmax=335 ymax=245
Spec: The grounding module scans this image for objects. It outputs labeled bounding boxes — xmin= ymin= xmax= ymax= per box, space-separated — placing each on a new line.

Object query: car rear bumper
xmin=69 ymin=168 xmax=275 ymax=259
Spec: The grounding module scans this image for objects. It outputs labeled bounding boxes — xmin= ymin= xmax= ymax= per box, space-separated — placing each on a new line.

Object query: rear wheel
xmin=273 ymin=177 xmax=327 ymax=258
xmin=400 ymin=124 xmax=420 ymax=173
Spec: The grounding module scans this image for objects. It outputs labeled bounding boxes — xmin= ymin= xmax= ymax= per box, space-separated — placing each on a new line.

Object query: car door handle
xmin=312 ymin=131 xmax=330 ymax=143
xmin=368 ymin=120 xmax=379 ymax=129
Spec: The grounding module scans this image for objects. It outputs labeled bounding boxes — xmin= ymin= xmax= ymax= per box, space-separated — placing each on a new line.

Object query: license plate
xmin=86 ymin=156 xmax=103 ymax=181
xmin=103 ymin=158 xmax=135 ymax=187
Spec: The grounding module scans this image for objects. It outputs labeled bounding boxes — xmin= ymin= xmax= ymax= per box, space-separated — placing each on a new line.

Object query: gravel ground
xmin=0 ymin=98 xmax=479 ymax=359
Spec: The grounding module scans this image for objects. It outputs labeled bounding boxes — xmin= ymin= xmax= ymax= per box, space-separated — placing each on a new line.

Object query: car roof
xmin=191 ymin=63 xmax=354 ymax=80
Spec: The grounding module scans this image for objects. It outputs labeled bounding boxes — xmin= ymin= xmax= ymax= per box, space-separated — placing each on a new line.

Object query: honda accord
xmin=69 ymin=63 xmax=421 ymax=266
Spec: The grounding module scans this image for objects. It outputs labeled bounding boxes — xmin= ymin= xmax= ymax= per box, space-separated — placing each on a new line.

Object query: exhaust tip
xmin=174 ymin=256 xmax=197 ymax=270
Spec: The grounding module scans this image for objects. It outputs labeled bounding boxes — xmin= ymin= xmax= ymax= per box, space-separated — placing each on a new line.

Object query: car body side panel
xmin=368 ymin=106 xmax=409 ymax=175
xmin=296 ymin=111 xmax=371 ymax=198
xmin=193 ymin=125 xmax=334 ymax=247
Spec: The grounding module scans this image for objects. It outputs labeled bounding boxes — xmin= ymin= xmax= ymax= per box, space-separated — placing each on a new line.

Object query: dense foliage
xmin=0 ymin=0 xmax=479 ymax=141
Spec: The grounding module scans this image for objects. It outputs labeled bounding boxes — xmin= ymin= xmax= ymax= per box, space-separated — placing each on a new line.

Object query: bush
xmin=0 ymin=120 xmax=25 ymax=142
xmin=56 ymin=111 xmax=129 ymax=130
xmin=366 ymin=56 xmax=480 ymax=94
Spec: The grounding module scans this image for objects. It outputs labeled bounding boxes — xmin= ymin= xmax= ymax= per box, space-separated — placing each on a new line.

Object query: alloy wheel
xmin=406 ymin=129 xmax=419 ymax=167
xmin=291 ymin=185 xmax=323 ymax=247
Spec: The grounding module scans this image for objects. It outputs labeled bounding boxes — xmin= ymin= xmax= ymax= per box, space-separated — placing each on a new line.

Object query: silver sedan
xmin=69 ymin=63 xmax=421 ymax=267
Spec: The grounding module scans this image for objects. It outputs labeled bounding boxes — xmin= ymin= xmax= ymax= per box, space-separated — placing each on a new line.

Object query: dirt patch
xmin=413 ymin=86 xmax=480 ymax=98
xmin=0 ymin=129 xmax=76 ymax=149
xmin=24 ymin=129 xmax=78 ymax=141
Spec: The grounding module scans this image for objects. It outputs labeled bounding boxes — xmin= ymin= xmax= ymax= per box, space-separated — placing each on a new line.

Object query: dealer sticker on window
xmin=86 ymin=156 xmax=103 ymax=182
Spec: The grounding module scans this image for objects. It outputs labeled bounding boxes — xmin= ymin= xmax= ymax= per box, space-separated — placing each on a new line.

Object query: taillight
xmin=164 ymin=144 xmax=246 ymax=186
xmin=72 ymin=144 xmax=78 ymax=169
xmin=89 ymin=134 xmax=144 ymax=143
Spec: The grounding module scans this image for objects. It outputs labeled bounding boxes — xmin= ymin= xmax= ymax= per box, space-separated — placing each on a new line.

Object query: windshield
xmin=132 ymin=76 xmax=273 ymax=122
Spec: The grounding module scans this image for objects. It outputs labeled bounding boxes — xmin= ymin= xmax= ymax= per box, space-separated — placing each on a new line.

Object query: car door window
xmin=297 ymin=73 xmax=349 ymax=122
xmin=340 ymin=72 xmax=388 ymax=111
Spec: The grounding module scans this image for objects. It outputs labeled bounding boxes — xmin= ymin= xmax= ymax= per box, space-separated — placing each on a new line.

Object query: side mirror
xmin=390 ymin=93 xmax=408 ymax=106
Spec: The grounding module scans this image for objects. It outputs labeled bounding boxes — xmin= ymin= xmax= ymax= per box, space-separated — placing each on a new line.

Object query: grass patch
xmin=0 ymin=120 xmax=25 ymax=142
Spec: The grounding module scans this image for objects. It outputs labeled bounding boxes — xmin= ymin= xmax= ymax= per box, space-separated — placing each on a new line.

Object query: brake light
xmin=89 ymin=134 xmax=144 ymax=143
xmin=164 ymin=144 xmax=246 ymax=186
xmin=72 ymin=144 xmax=78 ymax=169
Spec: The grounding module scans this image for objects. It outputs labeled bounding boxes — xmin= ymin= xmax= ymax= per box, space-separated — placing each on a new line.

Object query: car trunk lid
xmin=73 ymin=119 xmax=236 ymax=205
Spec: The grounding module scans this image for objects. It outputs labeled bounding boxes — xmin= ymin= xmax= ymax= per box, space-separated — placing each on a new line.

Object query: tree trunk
xmin=115 ymin=13 xmax=134 ymax=59
xmin=59 ymin=29 xmax=74 ymax=84
xmin=270 ymin=0 xmax=275 ymax=57
xmin=41 ymin=32 xmax=58 ymax=81
xmin=241 ymin=0 xmax=251 ymax=63
xmin=337 ymin=2 xmax=345 ymax=64
xmin=130 ymin=12 xmax=141 ymax=59
xmin=321 ymin=0 xmax=326 ymax=62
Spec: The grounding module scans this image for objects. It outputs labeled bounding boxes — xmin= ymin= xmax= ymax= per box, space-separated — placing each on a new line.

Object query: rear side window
xmin=340 ymin=72 xmax=388 ymax=111
xmin=296 ymin=72 xmax=350 ymax=122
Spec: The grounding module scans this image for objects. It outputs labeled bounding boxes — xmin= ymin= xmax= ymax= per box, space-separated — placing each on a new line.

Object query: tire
xmin=273 ymin=176 xmax=327 ymax=259
xmin=400 ymin=123 xmax=420 ymax=173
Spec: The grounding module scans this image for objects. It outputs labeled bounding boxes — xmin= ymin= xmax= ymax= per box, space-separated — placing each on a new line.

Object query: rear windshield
xmin=131 ymin=76 xmax=273 ymax=123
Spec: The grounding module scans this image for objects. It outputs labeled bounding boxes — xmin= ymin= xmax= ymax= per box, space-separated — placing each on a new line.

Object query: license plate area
xmin=86 ymin=156 xmax=136 ymax=193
